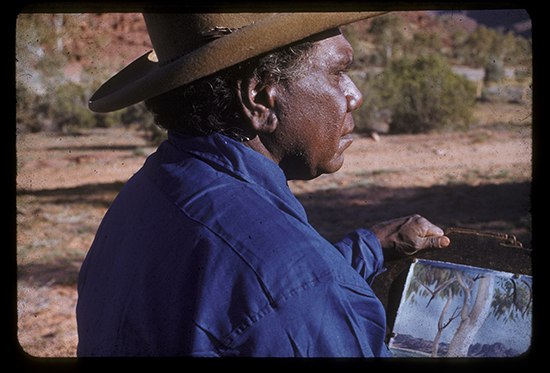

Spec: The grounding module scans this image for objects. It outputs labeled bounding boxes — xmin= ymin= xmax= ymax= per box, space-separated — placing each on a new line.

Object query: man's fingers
xmin=439 ymin=236 xmax=450 ymax=247
xmin=375 ymin=214 xmax=450 ymax=255
xmin=425 ymin=225 xmax=445 ymax=237
xmin=422 ymin=235 xmax=450 ymax=249
xmin=415 ymin=216 xmax=444 ymax=237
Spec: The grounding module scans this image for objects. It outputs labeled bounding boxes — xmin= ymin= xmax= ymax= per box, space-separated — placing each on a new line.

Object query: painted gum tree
xmin=406 ymin=261 xmax=532 ymax=357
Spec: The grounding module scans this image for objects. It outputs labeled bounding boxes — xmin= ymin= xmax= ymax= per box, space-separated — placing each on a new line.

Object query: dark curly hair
xmin=144 ymin=40 xmax=316 ymax=142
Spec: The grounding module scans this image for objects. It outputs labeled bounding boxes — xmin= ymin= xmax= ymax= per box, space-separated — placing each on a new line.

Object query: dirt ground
xmin=15 ymin=100 xmax=532 ymax=357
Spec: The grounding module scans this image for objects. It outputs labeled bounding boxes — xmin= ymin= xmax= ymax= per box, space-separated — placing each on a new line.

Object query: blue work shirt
xmin=76 ymin=131 xmax=393 ymax=357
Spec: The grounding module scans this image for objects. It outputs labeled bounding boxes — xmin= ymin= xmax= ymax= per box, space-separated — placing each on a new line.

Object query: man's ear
xmin=238 ymin=76 xmax=278 ymax=134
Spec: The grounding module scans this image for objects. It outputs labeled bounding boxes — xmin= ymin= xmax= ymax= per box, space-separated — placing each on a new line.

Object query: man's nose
xmin=345 ymin=79 xmax=363 ymax=112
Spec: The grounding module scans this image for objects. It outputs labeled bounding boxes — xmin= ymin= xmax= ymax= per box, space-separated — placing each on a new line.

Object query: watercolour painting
xmin=389 ymin=259 xmax=532 ymax=357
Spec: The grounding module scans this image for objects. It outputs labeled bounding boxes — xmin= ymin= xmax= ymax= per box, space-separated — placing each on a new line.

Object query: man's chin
xmin=315 ymin=154 xmax=347 ymax=179
xmin=283 ymin=146 xmax=349 ymax=180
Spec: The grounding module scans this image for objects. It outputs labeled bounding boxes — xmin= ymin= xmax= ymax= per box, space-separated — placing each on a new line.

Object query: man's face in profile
xmin=271 ymin=33 xmax=363 ymax=181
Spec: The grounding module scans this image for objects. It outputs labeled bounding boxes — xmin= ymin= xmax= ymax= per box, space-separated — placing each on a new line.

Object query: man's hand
xmin=370 ymin=214 xmax=450 ymax=260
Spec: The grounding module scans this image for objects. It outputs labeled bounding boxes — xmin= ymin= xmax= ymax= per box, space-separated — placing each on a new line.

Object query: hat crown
xmin=89 ymin=11 xmax=388 ymax=113
xmin=144 ymin=13 xmax=273 ymax=62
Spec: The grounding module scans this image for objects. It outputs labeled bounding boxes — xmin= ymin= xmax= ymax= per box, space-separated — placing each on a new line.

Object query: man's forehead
xmin=314 ymin=34 xmax=354 ymax=66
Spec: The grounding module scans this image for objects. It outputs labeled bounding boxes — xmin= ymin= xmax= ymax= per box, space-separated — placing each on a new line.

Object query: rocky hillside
xmin=436 ymin=9 xmax=532 ymax=38
xmin=62 ymin=13 xmax=152 ymax=78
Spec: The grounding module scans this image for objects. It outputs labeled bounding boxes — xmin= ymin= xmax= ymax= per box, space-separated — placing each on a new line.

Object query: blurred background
xmin=16 ymin=11 xmax=532 ymax=136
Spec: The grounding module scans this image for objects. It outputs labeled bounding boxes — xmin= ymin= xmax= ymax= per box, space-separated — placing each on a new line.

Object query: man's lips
xmin=339 ymin=133 xmax=354 ymax=153
xmin=342 ymin=114 xmax=355 ymax=137
xmin=335 ymin=114 xmax=355 ymax=155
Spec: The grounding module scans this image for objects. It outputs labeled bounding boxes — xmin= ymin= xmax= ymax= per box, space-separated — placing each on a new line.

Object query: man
xmin=77 ymin=12 xmax=450 ymax=357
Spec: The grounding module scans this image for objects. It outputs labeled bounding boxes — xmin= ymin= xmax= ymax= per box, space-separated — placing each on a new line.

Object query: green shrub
xmin=16 ymin=84 xmax=41 ymax=132
xmin=53 ymin=81 xmax=97 ymax=130
xmin=351 ymin=54 xmax=476 ymax=134
xmin=16 ymin=78 xmax=156 ymax=136
xmin=349 ymin=70 xmax=390 ymax=133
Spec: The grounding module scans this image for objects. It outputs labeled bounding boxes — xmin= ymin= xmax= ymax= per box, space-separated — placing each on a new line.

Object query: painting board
xmin=389 ymin=259 xmax=532 ymax=357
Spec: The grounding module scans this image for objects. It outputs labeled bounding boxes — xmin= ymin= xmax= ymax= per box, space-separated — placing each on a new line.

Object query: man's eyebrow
xmin=340 ymin=54 xmax=354 ymax=70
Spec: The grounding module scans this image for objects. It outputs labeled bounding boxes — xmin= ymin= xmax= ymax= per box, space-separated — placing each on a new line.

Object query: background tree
xmin=350 ymin=54 xmax=476 ymax=134
xmin=380 ymin=54 xmax=476 ymax=134
xmin=410 ymin=31 xmax=443 ymax=58
xmin=367 ymin=14 xmax=405 ymax=66
xmin=456 ymin=25 xmax=497 ymax=67
xmin=16 ymin=14 xmax=155 ymax=134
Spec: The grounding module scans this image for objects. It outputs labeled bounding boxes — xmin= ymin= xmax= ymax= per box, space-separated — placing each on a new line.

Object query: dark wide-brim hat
xmin=88 ymin=12 xmax=387 ymax=113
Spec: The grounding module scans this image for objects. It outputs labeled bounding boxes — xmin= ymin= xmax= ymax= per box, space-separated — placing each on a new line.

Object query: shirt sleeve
xmin=333 ymin=228 xmax=386 ymax=285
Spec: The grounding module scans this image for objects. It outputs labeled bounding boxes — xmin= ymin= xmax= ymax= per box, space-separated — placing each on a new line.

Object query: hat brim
xmin=89 ymin=11 xmax=387 ymax=113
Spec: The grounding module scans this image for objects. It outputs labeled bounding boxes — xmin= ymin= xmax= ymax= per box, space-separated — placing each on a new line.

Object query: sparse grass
xmin=345 ymin=169 xmax=405 ymax=188
xmin=470 ymin=133 xmax=492 ymax=144
xmin=472 ymin=100 xmax=532 ymax=131
xmin=17 ymin=193 xmax=113 ymax=270
xmin=443 ymin=166 xmax=527 ymax=186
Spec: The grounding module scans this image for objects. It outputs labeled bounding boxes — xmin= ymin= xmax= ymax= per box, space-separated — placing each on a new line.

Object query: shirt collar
xmin=166 ymin=131 xmax=301 ymax=212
